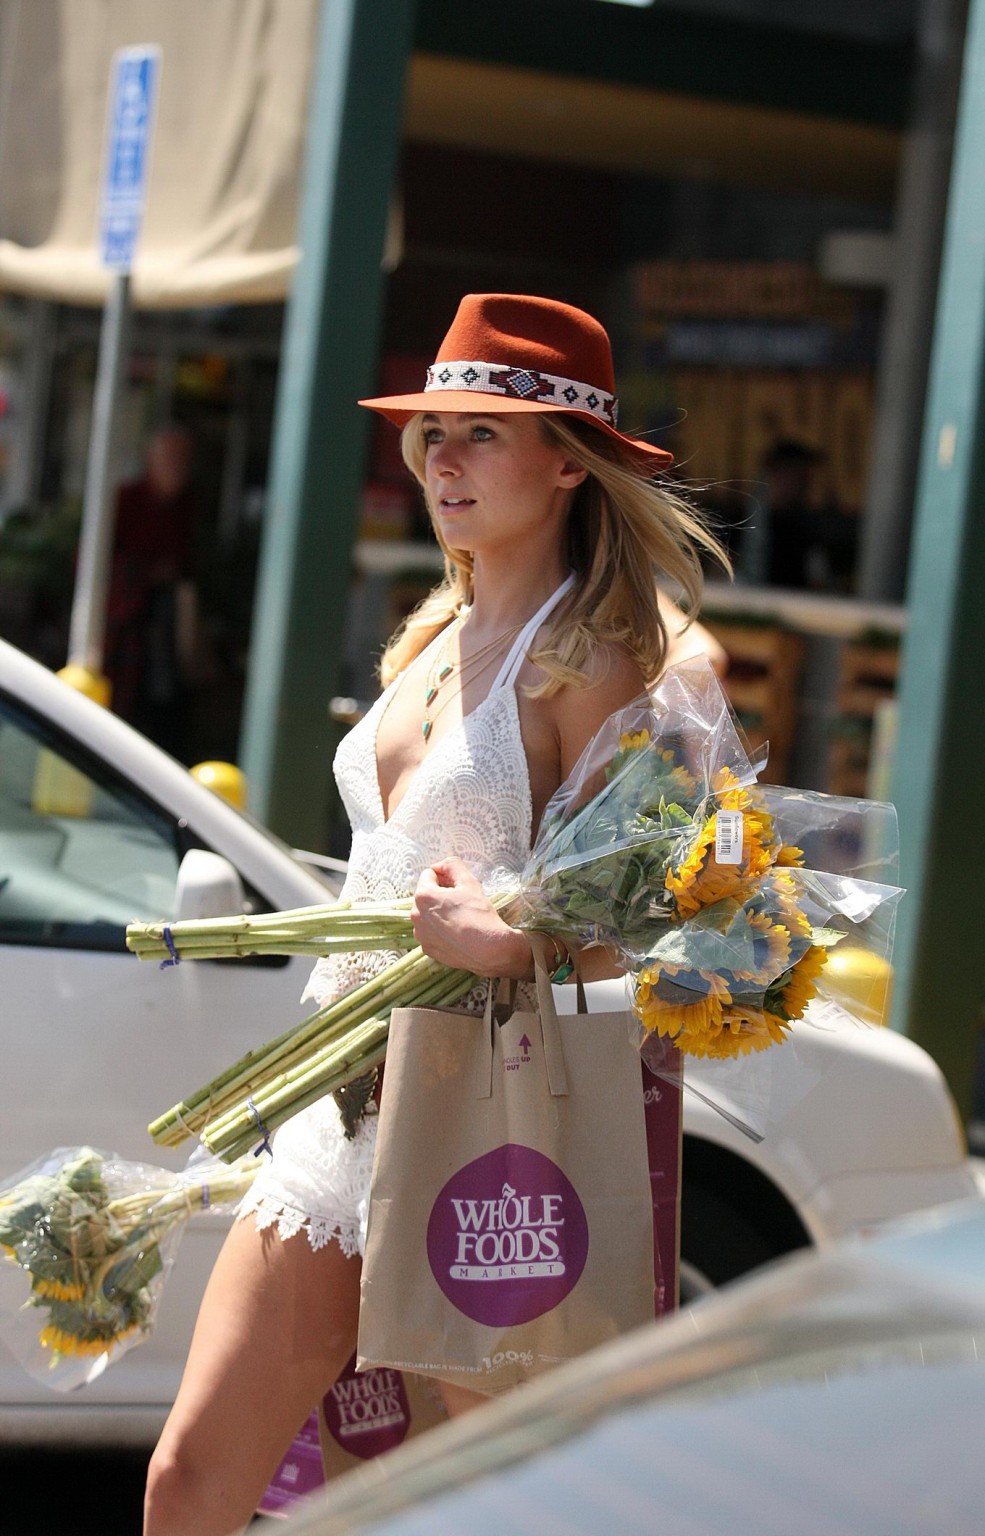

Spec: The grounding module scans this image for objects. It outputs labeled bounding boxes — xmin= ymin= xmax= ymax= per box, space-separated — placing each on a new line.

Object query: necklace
xmin=422 ymin=616 xmax=525 ymax=742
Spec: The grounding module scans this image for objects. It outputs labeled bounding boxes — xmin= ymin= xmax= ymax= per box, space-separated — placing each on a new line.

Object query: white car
xmin=0 ymin=636 xmax=978 ymax=1448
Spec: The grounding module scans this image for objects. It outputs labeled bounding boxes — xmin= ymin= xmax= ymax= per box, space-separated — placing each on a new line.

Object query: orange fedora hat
xmin=359 ymin=293 xmax=673 ymax=467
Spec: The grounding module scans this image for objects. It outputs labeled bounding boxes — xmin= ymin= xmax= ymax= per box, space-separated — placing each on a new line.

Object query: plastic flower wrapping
xmin=515 ymin=660 xmax=903 ymax=1134
xmin=0 ymin=1146 xmax=257 ymax=1390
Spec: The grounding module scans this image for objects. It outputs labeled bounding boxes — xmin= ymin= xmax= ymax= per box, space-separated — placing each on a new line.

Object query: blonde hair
xmin=380 ymin=413 xmax=729 ymax=695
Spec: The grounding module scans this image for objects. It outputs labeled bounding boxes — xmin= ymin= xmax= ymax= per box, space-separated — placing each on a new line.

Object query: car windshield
xmin=218 ymin=802 xmax=346 ymax=893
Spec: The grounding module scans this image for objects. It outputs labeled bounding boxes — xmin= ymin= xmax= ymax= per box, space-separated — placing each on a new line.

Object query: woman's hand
xmin=411 ymin=857 xmax=532 ymax=978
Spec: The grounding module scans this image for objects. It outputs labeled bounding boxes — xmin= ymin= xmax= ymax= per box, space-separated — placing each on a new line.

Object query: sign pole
xmin=64 ymin=45 xmax=160 ymax=699
xmin=67 ymin=271 xmax=131 ymax=681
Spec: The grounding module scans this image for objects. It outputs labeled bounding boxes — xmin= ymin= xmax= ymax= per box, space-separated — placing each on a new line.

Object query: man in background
xmin=105 ymin=425 xmax=201 ymax=759
xmin=758 ymin=438 xmax=858 ymax=592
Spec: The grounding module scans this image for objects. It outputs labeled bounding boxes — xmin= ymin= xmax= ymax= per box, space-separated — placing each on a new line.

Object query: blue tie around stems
xmin=159 ymin=926 xmax=181 ymax=970
xmin=247 ymin=1096 xmax=273 ymax=1158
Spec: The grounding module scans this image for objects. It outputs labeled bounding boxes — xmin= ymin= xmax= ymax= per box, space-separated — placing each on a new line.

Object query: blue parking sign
xmin=99 ymin=46 xmax=161 ymax=271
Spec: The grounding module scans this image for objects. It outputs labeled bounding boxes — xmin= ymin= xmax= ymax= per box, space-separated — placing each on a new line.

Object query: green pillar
xmin=239 ymin=0 xmax=415 ymax=847
xmin=889 ymin=0 xmax=985 ymax=1115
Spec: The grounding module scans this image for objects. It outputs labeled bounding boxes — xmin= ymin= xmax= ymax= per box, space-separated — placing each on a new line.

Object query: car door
xmin=0 ymin=689 xmax=321 ymax=1411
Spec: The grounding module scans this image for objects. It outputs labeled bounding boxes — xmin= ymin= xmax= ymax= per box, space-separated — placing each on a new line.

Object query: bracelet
xmin=545 ymin=935 xmax=575 ymax=985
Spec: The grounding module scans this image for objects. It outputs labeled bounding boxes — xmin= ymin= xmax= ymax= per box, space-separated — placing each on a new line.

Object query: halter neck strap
xmin=488 ymin=573 xmax=576 ymax=694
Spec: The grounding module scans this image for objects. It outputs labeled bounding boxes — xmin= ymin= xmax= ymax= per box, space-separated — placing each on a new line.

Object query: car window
xmin=0 ymin=693 xmax=182 ymax=951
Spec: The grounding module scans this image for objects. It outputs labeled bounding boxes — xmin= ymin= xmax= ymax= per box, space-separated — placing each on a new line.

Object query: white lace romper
xmin=237 ymin=576 xmax=574 ymax=1257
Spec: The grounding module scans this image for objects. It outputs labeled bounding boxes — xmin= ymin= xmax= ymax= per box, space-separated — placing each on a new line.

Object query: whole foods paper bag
xmin=358 ymin=960 xmax=656 ymax=1395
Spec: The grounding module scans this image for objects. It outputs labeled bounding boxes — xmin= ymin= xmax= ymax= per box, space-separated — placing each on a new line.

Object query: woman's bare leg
xmin=144 ymin=1216 xmax=361 ymax=1536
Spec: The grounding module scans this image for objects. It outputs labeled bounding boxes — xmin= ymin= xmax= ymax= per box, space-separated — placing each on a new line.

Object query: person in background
xmin=756 ymin=438 xmax=858 ymax=593
xmin=105 ymin=425 xmax=201 ymax=759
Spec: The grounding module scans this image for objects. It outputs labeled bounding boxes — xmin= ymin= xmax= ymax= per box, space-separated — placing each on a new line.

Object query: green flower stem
xmin=147 ymin=890 xmax=517 ymax=1149
xmin=200 ymin=1015 xmax=390 ymax=1148
xmin=130 ymin=891 xmax=517 ymax=964
xmin=133 ymin=934 xmax=416 ymax=961
xmin=104 ymin=1169 xmax=257 ymax=1227
xmin=152 ymin=945 xmax=437 ymax=1140
xmin=199 ymin=968 xmax=475 ymax=1156
xmin=148 ymin=947 xmax=474 ymax=1147
xmin=205 ymin=1034 xmax=392 ymax=1163
xmin=127 ymin=928 xmax=416 ymax=960
xmin=203 ymin=965 xmax=475 ymax=1162
xmin=126 ymin=901 xmax=417 ymax=962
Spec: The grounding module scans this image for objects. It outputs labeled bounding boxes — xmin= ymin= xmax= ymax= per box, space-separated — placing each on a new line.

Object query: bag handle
xmin=476 ymin=943 xmax=574 ymax=1099
xmin=477 ymin=978 xmax=513 ymax=1099
xmin=530 ymin=938 xmax=569 ymax=1098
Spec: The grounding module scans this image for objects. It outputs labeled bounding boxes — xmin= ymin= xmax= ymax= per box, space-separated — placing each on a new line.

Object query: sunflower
xmin=635 ymin=963 xmax=732 ymax=1044
xmin=663 ymin=818 xmax=719 ymax=919
xmin=700 ymin=1004 xmax=793 ymax=1058
xmin=712 ymin=768 xmax=776 ymax=864
xmin=770 ymin=944 xmax=828 ymax=1021
xmin=651 ymin=745 xmax=698 ymax=801
xmin=665 ymin=769 xmax=780 ymax=920
xmin=39 ymin=1322 xmax=138 ymax=1359
xmin=768 ymin=868 xmax=814 ymax=940
xmin=618 ymin=729 xmax=650 ymax=753
xmin=738 ymin=818 xmax=774 ymax=882
xmin=32 ymin=1276 xmax=85 ymax=1303
xmin=720 ymin=794 xmax=775 ymax=880
xmin=711 ymin=765 xmax=743 ymax=796
xmin=664 ymin=812 xmax=770 ymax=919
xmin=727 ymin=908 xmax=794 ymax=985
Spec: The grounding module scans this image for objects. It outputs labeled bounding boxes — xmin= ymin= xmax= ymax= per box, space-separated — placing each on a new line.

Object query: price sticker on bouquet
xmin=714 ymin=811 xmax=744 ymax=865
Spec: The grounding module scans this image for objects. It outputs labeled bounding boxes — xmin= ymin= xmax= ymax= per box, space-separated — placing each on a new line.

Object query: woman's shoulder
xmin=557 ymin=640 xmax=644 ymax=699
xmin=543 ymin=643 xmax=647 ymax=776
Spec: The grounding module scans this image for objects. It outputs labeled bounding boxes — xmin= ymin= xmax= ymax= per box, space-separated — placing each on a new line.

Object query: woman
xmin=144 ymin=293 xmax=727 ymax=1536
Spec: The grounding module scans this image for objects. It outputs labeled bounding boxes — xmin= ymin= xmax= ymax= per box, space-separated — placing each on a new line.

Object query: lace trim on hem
xmin=236 ymin=1189 xmax=362 ymax=1259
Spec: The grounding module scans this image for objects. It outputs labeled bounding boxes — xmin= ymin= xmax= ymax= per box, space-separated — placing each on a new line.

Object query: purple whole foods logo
xmin=322 ymin=1354 xmax=412 ymax=1459
xmin=426 ymin=1143 xmax=589 ymax=1326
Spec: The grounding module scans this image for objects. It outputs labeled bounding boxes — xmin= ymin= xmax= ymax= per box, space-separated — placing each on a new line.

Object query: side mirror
xmin=174 ymin=848 xmax=246 ymax=921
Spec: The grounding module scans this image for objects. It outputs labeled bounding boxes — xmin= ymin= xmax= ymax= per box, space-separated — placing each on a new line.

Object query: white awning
xmin=0 ymin=0 xmax=318 ymax=308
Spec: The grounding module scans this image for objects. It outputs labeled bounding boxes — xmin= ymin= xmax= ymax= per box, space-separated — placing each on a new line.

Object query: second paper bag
xmin=357 ymin=965 xmax=655 ymax=1396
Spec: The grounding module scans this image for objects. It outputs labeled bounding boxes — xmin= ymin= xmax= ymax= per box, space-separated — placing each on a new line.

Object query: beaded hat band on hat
xmin=359 ymin=293 xmax=673 ymax=467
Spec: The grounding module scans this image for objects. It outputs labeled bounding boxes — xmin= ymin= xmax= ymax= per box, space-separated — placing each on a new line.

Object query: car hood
xmin=287 ymin=1198 xmax=985 ymax=1535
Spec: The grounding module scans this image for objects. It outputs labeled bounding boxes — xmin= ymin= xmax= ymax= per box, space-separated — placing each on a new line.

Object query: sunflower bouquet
xmin=516 ymin=665 xmax=903 ymax=1064
xmin=0 ymin=1147 xmax=256 ymax=1389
